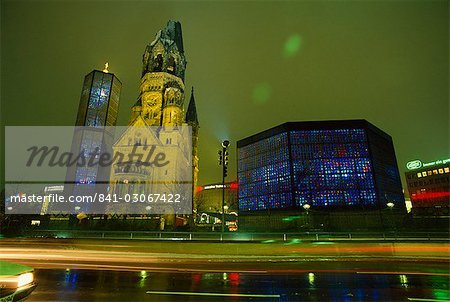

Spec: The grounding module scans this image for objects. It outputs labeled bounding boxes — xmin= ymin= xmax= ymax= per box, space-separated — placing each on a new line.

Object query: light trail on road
xmin=1 ymin=239 xmax=449 ymax=276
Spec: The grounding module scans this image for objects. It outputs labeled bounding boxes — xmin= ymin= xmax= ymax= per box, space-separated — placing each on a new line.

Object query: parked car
xmin=0 ymin=261 xmax=36 ymax=301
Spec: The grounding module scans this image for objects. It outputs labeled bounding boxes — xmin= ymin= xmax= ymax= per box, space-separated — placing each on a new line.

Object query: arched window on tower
xmin=154 ymin=54 xmax=163 ymax=72
xmin=167 ymin=56 xmax=176 ymax=74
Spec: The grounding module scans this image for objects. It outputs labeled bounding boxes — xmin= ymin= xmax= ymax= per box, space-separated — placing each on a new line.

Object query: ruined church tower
xmin=111 ymin=21 xmax=199 ymax=223
xmin=129 ymin=20 xmax=187 ymax=127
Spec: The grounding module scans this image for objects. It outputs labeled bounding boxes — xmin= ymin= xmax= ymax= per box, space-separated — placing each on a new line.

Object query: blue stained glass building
xmin=237 ymin=120 xmax=405 ymax=230
xmin=75 ymin=70 xmax=121 ymax=127
xmin=65 ymin=70 xmax=122 ymax=203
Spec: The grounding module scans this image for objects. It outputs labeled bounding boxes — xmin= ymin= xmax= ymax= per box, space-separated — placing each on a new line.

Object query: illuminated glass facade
xmin=66 ymin=70 xmax=122 ymax=198
xmin=238 ymin=132 xmax=292 ymax=210
xmin=75 ymin=70 xmax=121 ymax=127
xmin=238 ymin=120 xmax=405 ymax=213
xmin=290 ymin=129 xmax=377 ymax=208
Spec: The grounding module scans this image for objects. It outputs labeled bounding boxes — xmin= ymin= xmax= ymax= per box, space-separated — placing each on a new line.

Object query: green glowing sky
xmin=1 ymin=0 xmax=448 ymax=189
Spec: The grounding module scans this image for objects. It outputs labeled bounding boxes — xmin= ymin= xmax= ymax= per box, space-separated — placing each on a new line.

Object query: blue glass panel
xmin=238 ymin=128 xmax=378 ymax=212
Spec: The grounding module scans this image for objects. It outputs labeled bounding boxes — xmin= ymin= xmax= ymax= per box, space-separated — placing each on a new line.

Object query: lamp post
xmin=303 ymin=203 xmax=311 ymax=229
xmin=387 ymin=202 xmax=395 ymax=230
xmin=218 ymin=140 xmax=230 ymax=234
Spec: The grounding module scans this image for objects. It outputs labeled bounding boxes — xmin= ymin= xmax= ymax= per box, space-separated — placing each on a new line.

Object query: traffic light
xmin=224 ymin=150 xmax=229 ymax=166
xmin=220 ymin=140 xmax=230 ymax=178
xmin=220 ymin=140 xmax=230 ymax=234
xmin=218 ymin=150 xmax=222 ymax=165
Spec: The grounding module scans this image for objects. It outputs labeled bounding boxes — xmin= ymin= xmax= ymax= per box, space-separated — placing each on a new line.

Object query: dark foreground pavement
xmin=28 ymin=268 xmax=450 ymax=301
xmin=1 ymin=238 xmax=449 ymax=301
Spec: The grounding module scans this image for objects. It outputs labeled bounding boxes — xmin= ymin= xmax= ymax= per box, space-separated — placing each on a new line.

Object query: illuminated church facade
xmin=108 ymin=20 xmax=199 ymax=222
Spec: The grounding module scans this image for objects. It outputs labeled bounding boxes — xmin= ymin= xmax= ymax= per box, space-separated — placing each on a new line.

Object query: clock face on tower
xmin=146 ymin=96 xmax=158 ymax=107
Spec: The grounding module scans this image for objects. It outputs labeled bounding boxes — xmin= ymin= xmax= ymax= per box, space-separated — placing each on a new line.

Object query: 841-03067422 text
xmin=9 ymin=193 xmax=182 ymax=204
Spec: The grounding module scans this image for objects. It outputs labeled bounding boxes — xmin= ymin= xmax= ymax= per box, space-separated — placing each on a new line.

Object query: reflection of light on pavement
xmin=64 ymin=268 xmax=70 ymax=286
xmin=202 ymin=273 xmax=216 ymax=280
xmin=408 ymin=296 xmax=449 ymax=301
xmin=62 ymin=269 xmax=77 ymax=289
xmin=146 ymin=291 xmax=281 ymax=298
xmin=308 ymin=272 xmax=315 ymax=286
xmin=399 ymin=274 xmax=408 ymax=288
xmin=432 ymin=289 xmax=450 ymax=301
xmin=229 ymin=272 xmax=240 ymax=286
xmin=71 ymin=272 xmax=78 ymax=288
xmin=357 ymin=271 xmax=449 ymax=276
xmin=139 ymin=270 xmax=148 ymax=288
xmin=192 ymin=273 xmax=201 ymax=284
xmin=431 ymin=276 xmax=450 ymax=301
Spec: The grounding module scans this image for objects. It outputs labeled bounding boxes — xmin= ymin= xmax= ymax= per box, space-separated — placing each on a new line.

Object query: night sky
xmin=1 ymin=0 xmax=448 ymax=190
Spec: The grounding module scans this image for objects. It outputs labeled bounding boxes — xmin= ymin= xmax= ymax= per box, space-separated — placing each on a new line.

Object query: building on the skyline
xmin=64 ymin=68 xmax=122 ymax=209
xmin=75 ymin=68 xmax=122 ymax=127
xmin=405 ymin=158 xmax=450 ymax=217
xmin=108 ymin=20 xmax=199 ymax=228
xmin=195 ymin=182 xmax=239 ymax=230
xmin=195 ymin=182 xmax=239 ymax=213
xmin=186 ymin=88 xmax=200 ymax=212
xmin=237 ymin=120 xmax=405 ymax=231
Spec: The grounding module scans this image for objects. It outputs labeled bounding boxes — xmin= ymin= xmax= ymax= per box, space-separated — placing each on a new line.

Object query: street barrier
xmin=24 ymin=230 xmax=450 ymax=242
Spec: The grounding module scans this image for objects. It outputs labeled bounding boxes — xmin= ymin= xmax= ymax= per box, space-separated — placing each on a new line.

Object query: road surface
xmin=1 ymin=239 xmax=448 ymax=301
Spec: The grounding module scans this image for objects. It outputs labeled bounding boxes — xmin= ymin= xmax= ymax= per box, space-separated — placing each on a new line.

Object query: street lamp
xmin=219 ymin=140 xmax=230 ymax=235
xmin=386 ymin=202 xmax=395 ymax=231
xmin=303 ymin=203 xmax=311 ymax=229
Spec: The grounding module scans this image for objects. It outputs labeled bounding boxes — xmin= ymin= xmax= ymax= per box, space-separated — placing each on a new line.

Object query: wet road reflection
xmin=28 ymin=269 xmax=449 ymax=301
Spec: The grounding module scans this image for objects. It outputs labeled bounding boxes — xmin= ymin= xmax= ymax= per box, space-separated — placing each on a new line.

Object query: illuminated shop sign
xmin=203 ymin=184 xmax=227 ymax=190
xmin=201 ymin=182 xmax=238 ymax=191
xmin=406 ymin=158 xmax=450 ymax=170
xmin=44 ymin=185 xmax=64 ymax=192
xmin=406 ymin=160 xmax=422 ymax=170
